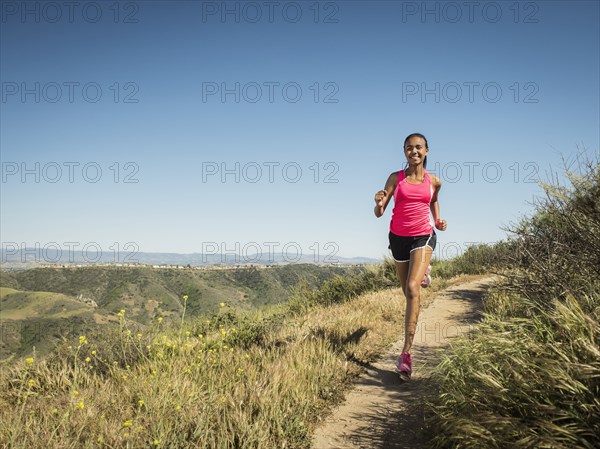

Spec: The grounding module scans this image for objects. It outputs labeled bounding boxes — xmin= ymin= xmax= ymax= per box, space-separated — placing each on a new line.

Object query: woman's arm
xmin=430 ymin=175 xmax=447 ymax=230
xmin=374 ymin=172 xmax=398 ymax=218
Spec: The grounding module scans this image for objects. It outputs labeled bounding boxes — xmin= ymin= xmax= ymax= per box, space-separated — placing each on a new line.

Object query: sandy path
xmin=312 ymin=277 xmax=495 ymax=449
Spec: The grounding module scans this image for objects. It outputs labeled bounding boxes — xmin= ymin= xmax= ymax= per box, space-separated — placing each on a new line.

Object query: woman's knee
xmin=406 ymin=280 xmax=421 ymax=298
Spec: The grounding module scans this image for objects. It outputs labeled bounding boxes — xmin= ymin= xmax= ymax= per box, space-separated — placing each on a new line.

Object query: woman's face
xmin=404 ymin=136 xmax=428 ymax=166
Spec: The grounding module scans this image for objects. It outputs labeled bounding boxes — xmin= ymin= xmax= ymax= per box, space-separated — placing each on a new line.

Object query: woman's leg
xmin=401 ymin=246 xmax=433 ymax=354
xmin=394 ymin=260 xmax=409 ymax=297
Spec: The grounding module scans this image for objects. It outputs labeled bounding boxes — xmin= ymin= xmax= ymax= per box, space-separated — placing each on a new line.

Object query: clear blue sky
xmin=1 ymin=1 xmax=599 ymax=262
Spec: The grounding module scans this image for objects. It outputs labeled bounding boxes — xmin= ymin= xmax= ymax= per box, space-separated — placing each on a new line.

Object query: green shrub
xmin=427 ymin=152 xmax=600 ymax=448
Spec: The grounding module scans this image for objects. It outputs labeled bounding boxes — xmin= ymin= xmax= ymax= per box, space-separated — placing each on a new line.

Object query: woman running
xmin=373 ymin=132 xmax=447 ymax=380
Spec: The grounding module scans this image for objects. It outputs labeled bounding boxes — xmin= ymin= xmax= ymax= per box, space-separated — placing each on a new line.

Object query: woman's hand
xmin=374 ymin=190 xmax=388 ymax=207
xmin=435 ymin=218 xmax=447 ymax=231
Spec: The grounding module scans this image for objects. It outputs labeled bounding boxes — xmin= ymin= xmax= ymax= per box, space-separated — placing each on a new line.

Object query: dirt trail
xmin=312 ymin=277 xmax=495 ymax=449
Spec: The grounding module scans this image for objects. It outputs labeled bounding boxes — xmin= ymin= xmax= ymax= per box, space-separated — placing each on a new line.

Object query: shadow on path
xmin=312 ymin=278 xmax=494 ymax=449
xmin=374 ymin=280 xmax=492 ymax=449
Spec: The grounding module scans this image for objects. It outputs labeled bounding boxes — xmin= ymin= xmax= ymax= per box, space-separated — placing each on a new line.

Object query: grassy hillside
xmin=0 ymin=288 xmax=116 ymax=360
xmin=0 ymin=261 xmax=418 ymax=448
xmin=2 ymin=264 xmax=363 ymax=312
xmin=0 ymin=264 xmax=367 ymax=360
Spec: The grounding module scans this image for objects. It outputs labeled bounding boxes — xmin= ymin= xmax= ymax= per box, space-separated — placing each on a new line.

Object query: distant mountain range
xmin=1 ymin=248 xmax=381 ymax=270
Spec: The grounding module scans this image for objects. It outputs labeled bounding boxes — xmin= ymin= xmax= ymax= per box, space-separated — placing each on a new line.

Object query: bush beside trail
xmin=427 ymin=155 xmax=600 ymax=449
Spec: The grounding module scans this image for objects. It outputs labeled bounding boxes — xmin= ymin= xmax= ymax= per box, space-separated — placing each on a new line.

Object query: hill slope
xmin=0 ymin=264 xmax=366 ymax=359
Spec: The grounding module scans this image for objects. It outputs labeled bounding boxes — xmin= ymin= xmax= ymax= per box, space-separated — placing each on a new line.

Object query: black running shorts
xmin=388 ymin=231 xmax=436 ymax=263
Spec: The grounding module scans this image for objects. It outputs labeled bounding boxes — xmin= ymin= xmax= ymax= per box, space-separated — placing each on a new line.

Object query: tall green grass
xmin=427 ymin=153 xmax=600 ymax=448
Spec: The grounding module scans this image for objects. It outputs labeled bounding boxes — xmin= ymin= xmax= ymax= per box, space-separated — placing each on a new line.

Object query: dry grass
xmin=0 ymin=269 xmax=460 ymax=449
xmin=429 ymin=290 xmax=600 ymax=449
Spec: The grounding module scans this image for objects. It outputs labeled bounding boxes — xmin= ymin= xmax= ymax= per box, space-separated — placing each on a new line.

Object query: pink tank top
xmin=390 ymin=169 xmax=434 ymax=236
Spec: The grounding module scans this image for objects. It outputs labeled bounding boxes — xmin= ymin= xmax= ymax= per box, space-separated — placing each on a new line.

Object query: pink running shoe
xmin=421 ymin=264 xmax=432 ymax=288
xmin=396 ymin=352 xmax=413 ymax=380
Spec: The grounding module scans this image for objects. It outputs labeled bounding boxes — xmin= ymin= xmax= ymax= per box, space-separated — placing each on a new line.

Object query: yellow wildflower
xmin=85 ymin=357 xmax=91 ymax=363
xmin=219 ymin=302 xmax=225 ymax=307
xmin=91 ymin=350 xmax=96 ymax=355
xmin=138 ymin=399 xmax=144 ymax=407
xmin=77 ymin=401 xmax=84 ymax=410
xmin=25 ymin=357 xmax=34 ymax=365
xmin=183 ymin=295 xmax=188 ymax=300
xmin=157 ymin=317 xmax=163 ymax=323
xmin=175 ymin=405 xmax=181 ymax=411
xmin=153 ymin=440 xmax=159 ymax=446
xmin=28 ymin=379 xmax=35 ymax=387
xmin=123 ymin=420 xmax=133 ymax=427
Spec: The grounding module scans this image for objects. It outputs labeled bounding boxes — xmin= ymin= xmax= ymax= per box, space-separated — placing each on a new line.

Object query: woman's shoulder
xmin=387 ymin=171 xmax=401 ymax=181
xmin=426 ymin=170 xmax=442 ymax=187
